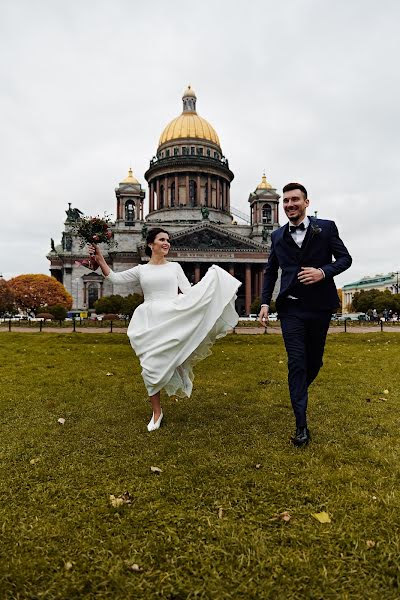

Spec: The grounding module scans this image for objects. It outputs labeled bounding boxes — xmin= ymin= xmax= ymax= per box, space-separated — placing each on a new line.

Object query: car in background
xmin=338 ymin=312 xmax=367 ymax=321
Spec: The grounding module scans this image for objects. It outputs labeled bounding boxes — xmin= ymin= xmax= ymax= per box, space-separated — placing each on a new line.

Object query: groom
xmin=259 ymin=183 xmax=352 ymax=447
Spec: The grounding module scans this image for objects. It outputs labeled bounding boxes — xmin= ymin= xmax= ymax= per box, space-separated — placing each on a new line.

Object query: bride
xmin=91 ymin=228 xmax=241 ymax=432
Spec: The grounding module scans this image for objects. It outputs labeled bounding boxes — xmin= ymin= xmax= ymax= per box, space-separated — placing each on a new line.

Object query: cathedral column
xmin=197 ymin=175 xmax=201 ymax=206
xmin=175 ymin=175 xmax=179 ymax=206
xmin=156 ymin=179 xmax=160 ymax=210
xmin=259 ymin=266 xmax=264 ymax=297
xmin=83 ymin=282 xmax=87 ymax=305
xmin=245 ymin=264 xmax=252 ymax=315
xmin=140 ymin=199 xmax=144 ymax=221
xmin=164 ymin=176 xmax=168 ymax=207
xmin=216 ymin=179 xmax=220 ymax=210
xmin=227 ymin=184 xmax=231 ymax=212
xmin=185 ymin=175 xmax=189 ymax=206
xmin=194 ymin=263 xmax=201 ymax=283
xmin=149 ymin=183 xmax=154 ymax=213
xmin=207 ymin=176 xmax=211 ymax=207
xmin=275 ymin=204 xmax=279 ymax=223
xmin=222 ymin=181 xmax=227 ymax=211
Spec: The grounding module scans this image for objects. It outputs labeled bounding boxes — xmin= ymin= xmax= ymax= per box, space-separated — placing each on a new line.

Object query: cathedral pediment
xmin=169 ymin=223 xmax=265 ymax=252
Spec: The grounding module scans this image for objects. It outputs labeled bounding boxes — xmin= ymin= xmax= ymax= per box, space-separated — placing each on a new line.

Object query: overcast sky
xmin=1 ymin=0 xmax=399 ymax=287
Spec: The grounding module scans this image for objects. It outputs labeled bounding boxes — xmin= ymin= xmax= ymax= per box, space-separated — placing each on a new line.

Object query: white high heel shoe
xmin=147 ymin=410 xmax=163 ymax=432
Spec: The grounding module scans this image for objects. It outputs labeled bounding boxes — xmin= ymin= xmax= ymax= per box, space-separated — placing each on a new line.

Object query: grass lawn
xmin=0 ymin=332 xmax=399 ymax=599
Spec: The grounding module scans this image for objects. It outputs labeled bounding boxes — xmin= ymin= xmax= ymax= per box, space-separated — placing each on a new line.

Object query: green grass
xmin=0 ymin=332 xmax=399 ymax=599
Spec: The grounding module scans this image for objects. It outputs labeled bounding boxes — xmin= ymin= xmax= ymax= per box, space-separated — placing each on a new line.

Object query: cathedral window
xmin=182 ymin=146 xmax=188 ymax=155
xmin=159 ymin=185 xmax=164 ymax=209
xmin=166 ymin=149 xmax=170 ymax=157
xmin=125 ymin=200 xmax=135 ymax=222
xmin=174 ymin=147 xmax=179 ymax=155
xmin=197 ymin=147 xmax=203 ymax=155
xmin=191 ymin=146 xmax=195 ymax=155
xmin=206 ymin=148 xmax=211 ymax=157
xmin=262 ymin=203 xmax=272 ymax=224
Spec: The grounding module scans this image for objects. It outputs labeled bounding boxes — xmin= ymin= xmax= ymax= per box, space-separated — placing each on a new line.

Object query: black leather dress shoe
xmin=291 ymin=426 xmax=310 ymax=447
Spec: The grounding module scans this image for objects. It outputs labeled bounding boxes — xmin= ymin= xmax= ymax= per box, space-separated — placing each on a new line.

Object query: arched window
xmin=262 ymin=203 xmax=272 ymax=224
xmin=88 ymin=284 xmax=99 ymax=309
xmin=125 ymin=200 xmax=135 ymax=222
xmin=189 ymin=179 xmax=197 ymax=205
xmin=170 ymin=182 xmax=175 ymax=207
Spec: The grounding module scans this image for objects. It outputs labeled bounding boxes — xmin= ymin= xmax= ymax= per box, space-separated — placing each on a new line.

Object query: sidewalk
xmin=2 ymin=325 xmax=400 ymax=335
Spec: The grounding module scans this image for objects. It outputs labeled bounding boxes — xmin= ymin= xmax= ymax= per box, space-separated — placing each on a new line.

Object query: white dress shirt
xmin=290 ymin=216 xmax=309 ymax=247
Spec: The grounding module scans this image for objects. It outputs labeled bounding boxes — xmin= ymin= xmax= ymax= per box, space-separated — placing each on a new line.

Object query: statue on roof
xmin=66 ymin=203 xmax=83 ymax=222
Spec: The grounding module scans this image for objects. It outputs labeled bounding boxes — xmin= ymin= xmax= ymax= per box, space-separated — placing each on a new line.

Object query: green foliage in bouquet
xmin=73 ymin=214 xmax=116 ymax=248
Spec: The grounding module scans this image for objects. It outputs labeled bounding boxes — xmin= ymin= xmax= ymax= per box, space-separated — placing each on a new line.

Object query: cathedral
xmin=47 ymin=86 xmax=281 ymax=315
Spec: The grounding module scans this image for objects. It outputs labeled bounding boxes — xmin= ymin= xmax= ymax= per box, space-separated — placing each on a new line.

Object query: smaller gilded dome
xmin=257 ymin=174 xmax=273 ymax=190
xmin=121 ymin=168 xmax=139 ymax=184
xmin=183 ymin=85 xmax=196 ymax=98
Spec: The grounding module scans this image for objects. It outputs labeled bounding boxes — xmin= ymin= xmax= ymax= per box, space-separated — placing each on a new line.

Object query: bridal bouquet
xmin=73 ymin=214 xmax=116 ymax=270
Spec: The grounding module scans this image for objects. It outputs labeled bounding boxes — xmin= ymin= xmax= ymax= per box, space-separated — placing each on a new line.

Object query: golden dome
xmin=159 ymin=114 xmax=220 ymax=147
xmin=257 ymin=174 xmax=273 ymax=190
xmin=158 ymin=87 xmax=221 ymax=148
xmin=121 ymin=168 xmax=139 ymax=184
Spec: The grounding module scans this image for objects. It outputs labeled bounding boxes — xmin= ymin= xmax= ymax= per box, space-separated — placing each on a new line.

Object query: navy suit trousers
xmin=278 ymin=299 xmax=331 ymax=427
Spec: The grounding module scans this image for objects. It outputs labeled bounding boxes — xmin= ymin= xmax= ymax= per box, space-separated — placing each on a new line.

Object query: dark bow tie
xmin=289 ymin=223 xmax=305 ymax=233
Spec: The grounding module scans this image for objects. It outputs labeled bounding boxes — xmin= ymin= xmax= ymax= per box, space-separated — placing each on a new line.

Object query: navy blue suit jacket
xmin=261 ymin=217 xmax=352 ymax=312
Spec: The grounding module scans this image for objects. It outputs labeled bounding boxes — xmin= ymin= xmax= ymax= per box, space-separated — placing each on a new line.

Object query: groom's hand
xmin=298 ymin=267 xmax=324 ymax=285
xmin=259 ymin=306 xmax=269 ymax=327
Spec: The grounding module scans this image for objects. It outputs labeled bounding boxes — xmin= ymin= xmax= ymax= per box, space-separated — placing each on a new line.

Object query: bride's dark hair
xmin=145 ymin=228 xmax=170 ymax=257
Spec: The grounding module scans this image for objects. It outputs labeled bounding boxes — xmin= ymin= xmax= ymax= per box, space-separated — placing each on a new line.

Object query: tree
xmin=47 ymin=304 xmax=68 ymax=320
xmin=94 ymin=294 xmax=124 ymax=315
xmin=250 ymin=296 xmax=261 ymax=315
xmin=121 ymin=294 xmax=143 ymax=317
xmin=0 ymin=278 xmax=16 ymax=316
xmin=352 ymin=288 xmax=400 ymax=313
xmin=8 ymin=274 xmax=72 ymax=314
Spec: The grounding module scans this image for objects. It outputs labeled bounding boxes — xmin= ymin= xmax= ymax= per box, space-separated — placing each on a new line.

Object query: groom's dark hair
xmin=283 ymin=182 xmax=308 ymax=198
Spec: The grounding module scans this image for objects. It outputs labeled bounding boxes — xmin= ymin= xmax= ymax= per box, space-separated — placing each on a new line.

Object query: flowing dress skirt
xmin=127 ymin=265 xmax=241 ymax=397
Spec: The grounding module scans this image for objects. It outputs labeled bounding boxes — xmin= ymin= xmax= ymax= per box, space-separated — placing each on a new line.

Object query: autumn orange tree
xmin=8 ymin=275 xmax=73 ymax=314
xmin=0 ymin=278 xmax=16 ymax=316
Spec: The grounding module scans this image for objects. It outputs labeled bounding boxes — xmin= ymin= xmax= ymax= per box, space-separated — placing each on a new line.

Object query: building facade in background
xmin=342 ymin=272 xmax=399 ymax=312
xmin=47 ymin=87 xmax=281 ymax=315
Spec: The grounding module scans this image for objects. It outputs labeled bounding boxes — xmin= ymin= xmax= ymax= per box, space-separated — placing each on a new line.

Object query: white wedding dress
xmin=106 ymin=262 xmax=241 ymax=397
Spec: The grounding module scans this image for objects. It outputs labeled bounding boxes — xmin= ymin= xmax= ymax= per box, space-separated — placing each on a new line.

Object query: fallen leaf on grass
xmin=366 ymin=540 xmax=376 ymax=549
xmin=383 ymin=389 xmax=389 ymax=394
xmin=218 ymin=507 xmax=224 ymax=519
xmin=278 ymin=360 xmax=284 ymax=364
xmin=255 ymin=463 xmax=262 ymax=469
xmin=57 ymin=418 xmax=66 ymax=425
xmin=312 ymin=512 xmax=331 ymax=523
xmin=109 ymin=491 xmax=132 ymax=507
xmin=378 ymin=397 xmax=387 ymax=402
xmin=64 ymin=561 xmax=73 ymax=571
xmin=125 ymin=561 xmax=143 ymax=572
xmin=150 ymin=466 xmax=162 ymax=474
xmin=30 ymin=457 xmax=40 ymax=465
xmin=278 ymin=511 xmax=291 ymax=522
xmin=106 ymin=372 xmax=114 ymax=376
